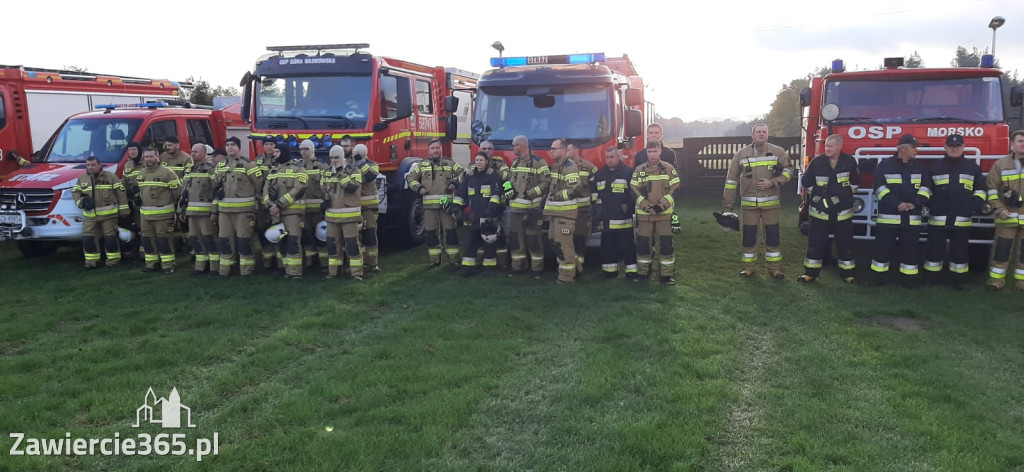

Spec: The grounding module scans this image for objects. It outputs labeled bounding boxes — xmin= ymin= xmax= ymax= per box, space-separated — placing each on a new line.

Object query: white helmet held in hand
xmin=265 ymin=223 xmax=288 ymax=243
xmin=117 ymin=227 xmax=133 ymax=243
xmin=315 ymin=220 xmax=328 ymax=242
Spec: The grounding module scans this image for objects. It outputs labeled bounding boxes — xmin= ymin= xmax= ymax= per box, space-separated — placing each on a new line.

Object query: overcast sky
xmin=7 ymin=0 xmax=1021 ymax=122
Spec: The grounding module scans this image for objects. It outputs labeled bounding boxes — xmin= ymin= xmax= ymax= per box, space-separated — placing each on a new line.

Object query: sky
xmin=6 ymin=0 xmax=1022 ymax=122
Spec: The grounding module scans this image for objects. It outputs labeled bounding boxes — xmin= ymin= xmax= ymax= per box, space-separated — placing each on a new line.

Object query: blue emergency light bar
xmin=490 ymin=53 xmax=606 ymax=68
xmin=94 ymin=102 xmax=168 ymax=110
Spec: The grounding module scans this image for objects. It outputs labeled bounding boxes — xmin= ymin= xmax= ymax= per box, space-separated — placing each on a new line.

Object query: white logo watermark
xmin=8 ymin=387 xmax=219 ymax=461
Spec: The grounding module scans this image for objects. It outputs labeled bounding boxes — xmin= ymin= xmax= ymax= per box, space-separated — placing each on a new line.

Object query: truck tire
xmin=17 ymin=241 xmax=58 ymax=258
xmin=397 ymin=191 xmax=425 ymax=248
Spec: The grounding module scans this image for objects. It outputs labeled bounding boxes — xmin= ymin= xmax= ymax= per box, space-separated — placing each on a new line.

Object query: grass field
xmin=1 ymin=198 xmax=1023 ymax=471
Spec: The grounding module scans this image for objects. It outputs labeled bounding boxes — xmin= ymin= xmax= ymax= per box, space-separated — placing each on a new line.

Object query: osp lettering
xmin=847 ymin=126 xmax=903 ymax=140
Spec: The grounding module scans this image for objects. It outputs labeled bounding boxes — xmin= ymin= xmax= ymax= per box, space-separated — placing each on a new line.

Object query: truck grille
xmin=0 ymin=189 xmax=56 ymax=213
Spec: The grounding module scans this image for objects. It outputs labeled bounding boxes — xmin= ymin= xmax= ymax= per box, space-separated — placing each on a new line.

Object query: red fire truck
xmin=0 ymin=102 xmax=247 ymax=256
xmin=238 ymin=43 xmax=476 ymax=246
xmin=799 ymin=56 xmax=1024 ymax=243
xmin=0 ymin=65 xmax=182 ymax=179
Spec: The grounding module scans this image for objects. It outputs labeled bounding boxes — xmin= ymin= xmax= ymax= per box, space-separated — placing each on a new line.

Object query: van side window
xmin=186 ymin=119 xmax=214 ymax=146
xmin=142 ymin=120 xmax=178 ymax=149
xmin=416 ymin=80 xmax=432 ymax=115
xmin=0 ymin=94 xmax=6 ymax=131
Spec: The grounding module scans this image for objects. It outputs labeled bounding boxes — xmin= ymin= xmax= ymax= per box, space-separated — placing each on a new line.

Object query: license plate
xmin=0 ymin=212 xmax=24 ymax=226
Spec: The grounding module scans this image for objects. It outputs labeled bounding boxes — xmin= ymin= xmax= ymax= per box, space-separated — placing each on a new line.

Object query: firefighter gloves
xmin=671 ymin=214 xmax=682 ymax=234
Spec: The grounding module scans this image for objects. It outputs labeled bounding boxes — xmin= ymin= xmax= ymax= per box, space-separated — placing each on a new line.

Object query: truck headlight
xmin=852 ymin=197 xmax=865 ymax=213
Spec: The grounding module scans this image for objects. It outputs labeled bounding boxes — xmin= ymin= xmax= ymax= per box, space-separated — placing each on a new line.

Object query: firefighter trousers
xmin=871 ymin=224 xmax=920 ymax=283
xmin=361 ymin=208 xmax=379 ymax=268
xmin=986 ymin=225 xmax=1024 ymax=289
xmin=303 ymin=212 xmax=327 ymax=267
xmin=549 ymin=216 xmax=577 ymax=282
xmin=574 ymin=209 xmax=591 ymax=266
xmin=509 ymin=211 xmax=544 ymax=273
xmin=924 ymin=224 xmax=970 ymax=282
xmin=280 ymin=214 xmax=304 ymax=277
xmin=82 ymin=216 xmax=120 ymax=268
xmin=636 ymin=219 xmax=674 ymax=279
xmin=423 ymin=208 xmax=459 ymax=265
xmin=141 ymin=217 xmax=175 ymax=271
xmin=218 ymin=212 xmax=257 ymax=276
xmin=600 ymin=227 xmax=637 ymax=277
xmin=803 ymin=217 xmax=855 ymax=279
xmin=256 ymin=207 xmax=277 ymax=269
xmin=188 ymin=215 xmax=219 ymax=273
xmin=741 ymin=207 xmax=782 ymax=273
xmin=462 ymin=228 xmax=497 ymax=271
xmin=327 ymin=221 xmax=362 ymax=278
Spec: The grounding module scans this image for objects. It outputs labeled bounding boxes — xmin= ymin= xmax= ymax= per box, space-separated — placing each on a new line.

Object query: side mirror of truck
xmin=799 ymin=87 xmax=812 ymax=108
xmin=240 ymin=72 xmax=254 ymax=125
xmin=625 ymin=88 xmax=643 ymax=108
xmin=444 ymin=96 xmax=459 ymax=114
xmin=445 ymin=115 xmax=458 ymax=142
xmin=624 ymin=110 xmax=643 ymax=138
xmin=1011 ymin=86 xmax=1024 ymax=107
xmin=395 ymin=76 xmax=413 ymax=121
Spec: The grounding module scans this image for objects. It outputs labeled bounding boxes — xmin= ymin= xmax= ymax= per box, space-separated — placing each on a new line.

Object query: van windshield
xmin=43 ymin=118 xmax=142 ymax=163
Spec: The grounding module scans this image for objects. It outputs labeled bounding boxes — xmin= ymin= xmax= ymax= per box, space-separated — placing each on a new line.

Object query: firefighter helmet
xmin=117 ymin=227 xmax=133 ymax=243
xmin=480 ymin=218 xmax=500 ymax=244
xmin=265 ymin=223 xmax=288 ymax=243
xmin=713 ymin=212 xmax=740 ymax=232
xmin=315 ymin=220 xmax=328 ymax=242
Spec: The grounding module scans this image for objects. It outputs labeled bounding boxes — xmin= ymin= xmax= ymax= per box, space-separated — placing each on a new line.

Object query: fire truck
xmin=470 ymin=51 xmax=647 ymax=246
xmin=0 ymin=65 xmax=182 ymax=180
xmin=238 ymin=43 xmax=476 ymax=246
xmin=0 ymin=102 xmax=247 ymax=257
xmin=799 ymin=56 xmax=1024 ymax=243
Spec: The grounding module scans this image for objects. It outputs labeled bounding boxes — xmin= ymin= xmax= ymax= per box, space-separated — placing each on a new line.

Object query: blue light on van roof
xmin=94 ymin=102 xmax=168 ymax=110
xmin=490 ymin=53 xmax=606 ymax=68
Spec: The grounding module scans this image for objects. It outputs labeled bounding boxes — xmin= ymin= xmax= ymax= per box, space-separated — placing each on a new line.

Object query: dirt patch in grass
xmin=864 ymin=315 xmax=927 ymax=332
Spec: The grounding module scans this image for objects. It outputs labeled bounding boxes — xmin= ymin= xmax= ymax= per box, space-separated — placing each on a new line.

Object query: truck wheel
xmin=397 ymin=192 xmax=425 ymax=248
xmin=17 ymin=241 xmax=58 ymax=258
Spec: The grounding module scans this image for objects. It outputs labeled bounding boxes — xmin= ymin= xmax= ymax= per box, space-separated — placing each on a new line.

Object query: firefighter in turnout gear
xmin=985 ymin=130 xmax=1024 ymax=290
xmin=871 ymin=134 xmax=927 ymax=288
xmin=921 ymin=133 xmax=986 ymax=289
xmin=72 ymin=156 xmax=129 ymax=268
xmin=263 ymin=143 xmax=308 ymax=279
xmin=797 ymin=134 xmax=860 ymax=284
xmin=631 ymin=140 xmax=680 ymax=284
xmin=593 ymin=146 xmax=637 ymax=279
xmin=159 ymin=136 xmax=192 ymax=179
xmin=121 ymin=141 xmax=145 ymax=260
xmin=297 ymin=140 xmax=327 ymax=268
xmin=479 ymin=140 xmax=512 ymax=268
xmin=137 ymin=147 xmax=182 ymax=272
xmin=324 ymin=145 xmax=364 ymax=280
xmin=349 ymin=142 xmax=381 ymax=272
xmin=545 ymin=139 xmax=581 ymax=283
xmin=507 ymin=135 xmax=551 ymax=275
xmin=568 ymin=142 xmax=597 ymax=273
xmin=181 ymin=144 xmax=220 ymax=275
xmin=459 ymin=152 xmax=503 ymax=276
xmin=723 ymin=123 xmax=793 ymax=279
xmin=254 ymin=139 xmax=279 ymax=271
xmin=406 ymin=139 xmax=465 ymax=267
xmin=212 ymin=136 xmax=264 ymax=276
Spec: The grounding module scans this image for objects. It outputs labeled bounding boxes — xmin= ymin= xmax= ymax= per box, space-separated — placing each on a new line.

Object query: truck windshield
xmin=44 ymin=118 xmax=142 ymax=163
xmin=255 ymin=75 xmax=372 ymax=130
xmin=824 ymin=76 xmax=1004 ymax=123
xmin=474 ymin=84 xmax=613 ymax=145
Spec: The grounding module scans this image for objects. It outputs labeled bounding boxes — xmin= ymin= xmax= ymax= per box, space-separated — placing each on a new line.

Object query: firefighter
xmin=212 ymin=136 xmax=264 ymax=277
xmin=72 ymin=156 xmax=129 ymax=268
xmin=159 ymin=136 xmax=192 ymax=180
xmin=479 ymin=139 xmax=512 ymax=268
xmin=406 ymin=139 xmax=464 ymax=267
xmin=985 ymin=130 xmax=1024 ymax=290
xmin=593 ymin=145 xmax=637 ymax=279
xmin=323 ymin=145 xmax=364 ymax=280
xmin=350 ymin=142 xmax=381 ymax=272
xmin=507 ymin=135 xmax=551 ymax=276
xmin=632 ymin=139 xmax=681 ymax=284
xmin=633 ymin=123 xmax=676 ymax=168
xmin=568 ymin=142 xmax=597 ymax=274
xmin=920 ymin=134 xmax=986 ymax=289
xmin=121 ymin=141 xmax=145 ymax=261
xmin=254 ymin=139 xmax=279 ymax=271
xmin=870 ymin=134 xmax=927 ymax=288
xmin=543 ymin=138 xmax=580 ymax=283
xmin=797 ymin=134 xmax=860 ymax=284
xmin=723 ymin=123 xmax=793 ymax=279
xmin=180 ymin=144 xmax=219 ymax=275
xmin=137 ymin=147 xmax=181 ymax=273
xmin=458 ymin=152 xmax=502 ymax=275
xmin=298 ymin=139 xmax=328 ymax=269
xmin=263 ymin=142 xmax=308 ymax=279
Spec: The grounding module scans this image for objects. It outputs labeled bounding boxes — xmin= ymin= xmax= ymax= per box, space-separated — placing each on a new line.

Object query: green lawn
xmin=1 ymin=198 xmax=1023 ymax=471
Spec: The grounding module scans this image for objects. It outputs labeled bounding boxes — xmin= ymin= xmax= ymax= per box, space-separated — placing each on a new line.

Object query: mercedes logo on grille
xmin=15 ymin=193 xmax=27 ymax=209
